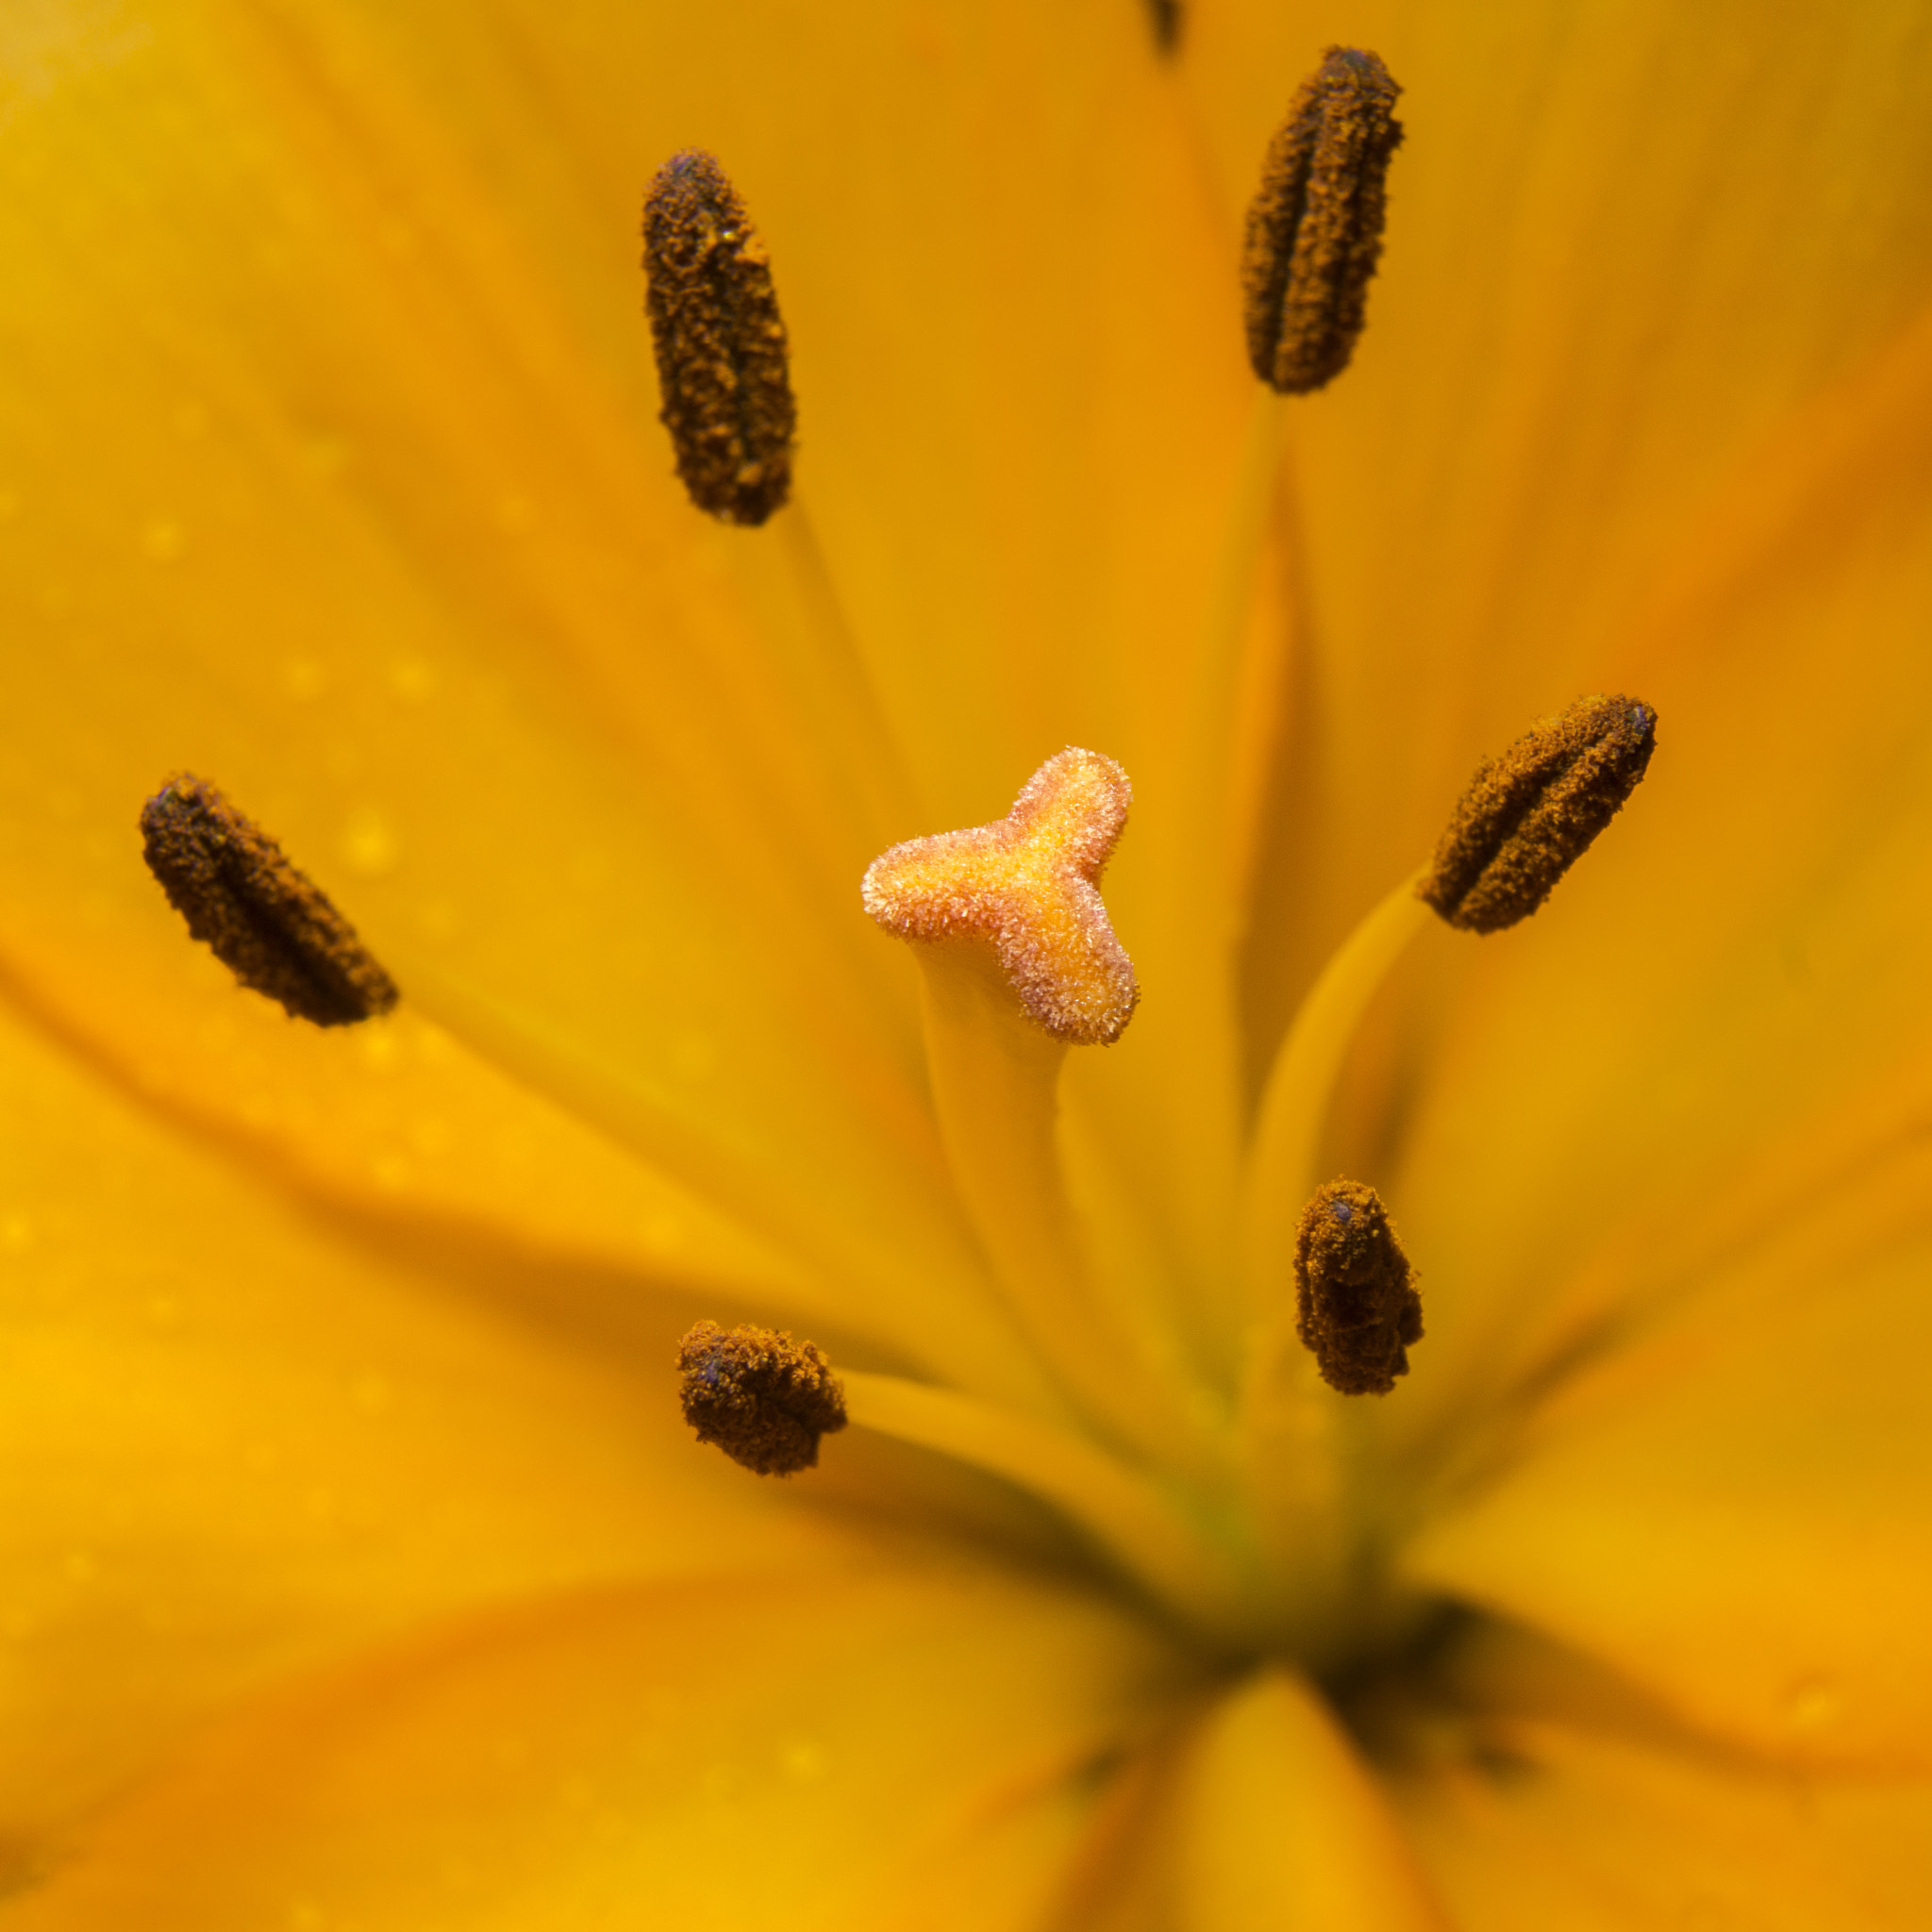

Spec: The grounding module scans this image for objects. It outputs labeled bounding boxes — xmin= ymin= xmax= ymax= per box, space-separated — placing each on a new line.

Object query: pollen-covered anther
xmin=1241 ymin=46 xmax=1404 ymax=394
xmin=642 ymin=149 xmax=795 ymax=525
xmin=1293 ymin=1179 xmax=1423 ymax=1397
xmin=140 ymin=774 xmax=399 ymax=1027
xmin=1420 ymin=694 xmax=1658 ymax=934
xmin=860 ymin=747 xmax=1140 ymax=1045
xmin=676 ymin=1321 xmax=847 ymax=1476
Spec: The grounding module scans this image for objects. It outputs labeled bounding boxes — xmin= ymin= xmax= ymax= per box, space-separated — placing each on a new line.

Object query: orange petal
xmin=0 ymin=987 xmax=869 ymax=1852
xmin=1203 ymin=3 xmax=1932 ymax=1058
xmin=4 ymin=1564 xmax=1182 ymax=1930
xmin=1402 ymin=1118 xmax=1932 ymax=1771
xmin=306 ymin=0 xmax=1286 ymax=1348
xmin=0 ymin=0 xmax=1053 ymax=1394
xmin=1167 ymin=1668 xmax=1449 ymax=1931
xmin=1376 ymin=296 xmax=1932 ymax=1465
xmin=1395 ymin=1701 xmax=1932 ymax=1930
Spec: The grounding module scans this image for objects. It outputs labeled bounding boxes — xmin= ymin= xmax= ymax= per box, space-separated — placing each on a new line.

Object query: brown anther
xmin=140 ymin=774 xmax=398 ymax=1027
xmin=676 ymin=1320 xmax=847 ymax=1476
xmin=1419 ymin=695 xmax=1658 ymax=934
xmin=642 ymin=150 xmax=795 ymax=526
xmin=1293 ymin=1179 xmax=1422 ymax=1397
xmin=1241 ymin=47 xmax=1403 ymax=394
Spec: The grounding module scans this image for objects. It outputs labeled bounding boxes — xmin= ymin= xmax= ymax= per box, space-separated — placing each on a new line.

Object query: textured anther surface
xmin=140 ymin=774 xmax=399 ymax=1026
xmin=1420 ymin=694 xmax=1658 ymax=934
xmin=1241 ymin=46 xmax=1404 ymax=394
xmin=1293 ymin=1179 xmax=1423 ymax=1397
xmin=676 ymin=1321 xmax=848 ymax=1476
xmin=861 ymin=747 xmax=1140 ymax=1045
xmin=642 ymin=150 xmax=795 ymax=525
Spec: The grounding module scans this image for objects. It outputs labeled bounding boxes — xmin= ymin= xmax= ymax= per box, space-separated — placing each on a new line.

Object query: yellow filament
xmin=1240 ymin=869 xmax=1431 ymax=1314
xmin=1231 ymin=867 xmax=1433 ymax=1660
xmin=841 ymin=1369 xmax=1251 ymax=1642
xmin=912 ymin=940 xmax=1217 ymax=1477
xmin=712 ymin=492 xmax=920 ymax=884
xmin=1086 ymin=387 xmax=1291 ymax=1364
xmin=774 ymin=496 xmax=922 ymax=843
xmin=383 ymin=943 xmax=1063 ymax=1420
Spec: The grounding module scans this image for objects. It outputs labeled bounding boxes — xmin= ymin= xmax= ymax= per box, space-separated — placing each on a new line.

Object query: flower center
xmin=128 ymin=56 xmax=1661 ymax=1699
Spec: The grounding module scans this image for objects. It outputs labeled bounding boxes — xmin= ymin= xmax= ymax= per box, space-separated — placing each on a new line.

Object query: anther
xmin=676 ymin=1320 xmax=847 ymax=1476
xmin=642 ymin=150 xmax=796 ymax=526
xmin=1419 ymin=694 xmax=1658 ymax=934
xmin=1241 ymin=47 xmax=1403 ymax=395
xmin=861 ymin=747 xmax=1139 ymax=1045
xmin=1293 ymin=1179 xmax=1422 ymax=1396
xmin=1143 ymin=0 xmax=1182 ymax=55
xmin=140 ymin=774 xmax=399 ymax=1026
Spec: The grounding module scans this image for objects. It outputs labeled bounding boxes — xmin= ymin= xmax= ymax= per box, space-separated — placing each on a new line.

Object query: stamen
xmin=861 ymin=747 xmax=1139 ymax=1045
xmin=139 ymin=774 xmax=399 ymax=1027
xmin=642 ymin=150 xmax=795 ymax=526
xmin=1419 ymin=694 xmax=1658 ymax=933
xmin=676 ymin=1320 xmax=847 ymax=1476
xmin=1241 ymin=47 xmax=1403 ymax=395
xmin=1293 ymin=1179 xmax=1422 ymax=1396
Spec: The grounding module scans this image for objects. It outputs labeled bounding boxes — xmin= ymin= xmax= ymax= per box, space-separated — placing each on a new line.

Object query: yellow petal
xmin=0 ymin=0 xmax=1064 ymax=1392
xmin=0 ymin=940 xmax=812 ymax=1317
xmin=1394 ymin=1664 xmax=1932 ymax=1932
xmin=1168 ymin=1668 xmax=1448 ymax=1932
xmin=1199 ymin=2 xmax=1932 ymax=1056
xmin=4 ymin=1564 xmax=1182 ymax=1931
xmin=300 ymin=0 xmax=1287 ymax=1336
xmin=0 ymin=986 xmax=874 ymax=1852
xmin=1381 ymin=302 xmax=1932 ymax=1442
xmin=1401 ymin=1113 xmax=1932 ymax=1770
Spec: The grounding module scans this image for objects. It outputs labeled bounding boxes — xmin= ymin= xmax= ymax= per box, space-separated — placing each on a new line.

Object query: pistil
xmin=863 ymin=751 xmax=1215 ymax=1474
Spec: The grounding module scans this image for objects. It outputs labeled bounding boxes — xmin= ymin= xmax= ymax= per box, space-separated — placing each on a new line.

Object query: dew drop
xmin=339 ymin=807 xmax=399 ymax=877
xmin=142 ymin=519 xmax=186 ymax=563
xmin=390 ymin=658 xmax=437 ymax=700
xmin=778 ymin=1736 xmax=829 ymax=1783
xmin=284 ymin=658 xmax=329 ymax=701
xmin=1783 ymin=1674 xmax=1843 ymax=1735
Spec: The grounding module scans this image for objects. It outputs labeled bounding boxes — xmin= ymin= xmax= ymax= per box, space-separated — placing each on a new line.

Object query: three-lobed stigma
xmin=140 ymin=774 xmax=399 ymax=1027
xmin=861 ymin=747 xmax=1140 ymax=1045
xmin=1420 ymin=694 xmax=1657 ymax=934
xmin=1241 ymin=46 xmax=1404 ymax=395
xmin=1293 ymin=1179 xmax=1424 ymax=1396
xmin=642 ymin=150 xmax=796 ymax=526
xmin=676 ymin=1320 xmax=848 ymax=1476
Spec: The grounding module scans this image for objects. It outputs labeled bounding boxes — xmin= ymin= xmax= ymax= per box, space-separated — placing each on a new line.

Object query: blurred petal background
xmin=3 ymin=0 xmax=1932 ymax=1924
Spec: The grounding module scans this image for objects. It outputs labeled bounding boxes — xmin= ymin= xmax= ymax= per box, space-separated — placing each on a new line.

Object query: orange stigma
xmin=861 ymin=748 xmax=1140 ymax=1045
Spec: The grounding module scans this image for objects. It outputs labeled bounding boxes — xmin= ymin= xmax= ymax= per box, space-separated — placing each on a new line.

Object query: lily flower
xmin=4 ymin=1 xmax=1932 ymax=1924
